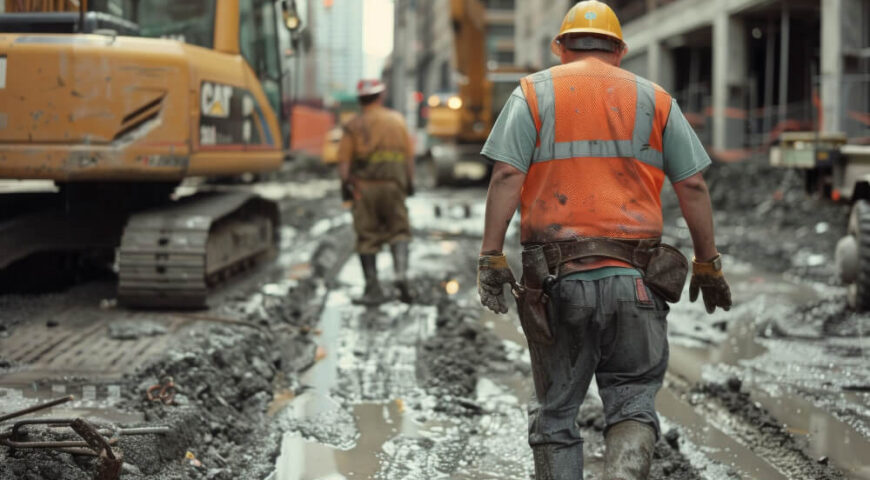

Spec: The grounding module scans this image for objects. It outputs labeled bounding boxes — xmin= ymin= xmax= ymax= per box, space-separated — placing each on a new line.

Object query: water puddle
xmin=755 ymin=389 xmax=870 ymax=479
xmin=656 ymin=388 xmax=789 ymax=480
xmin=666 ymin=259 xmax=870 ymax=479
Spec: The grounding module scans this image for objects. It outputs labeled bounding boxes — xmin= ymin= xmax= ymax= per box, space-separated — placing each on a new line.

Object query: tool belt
xmin=513 ymin=238 xmax=688 ymax=345
xmin=540 ymin=237 xmax=688 ymax=303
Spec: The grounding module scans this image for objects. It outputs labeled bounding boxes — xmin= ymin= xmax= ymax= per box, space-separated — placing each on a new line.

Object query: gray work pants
xmin=525 ymin=275 xmax=669 ymax=480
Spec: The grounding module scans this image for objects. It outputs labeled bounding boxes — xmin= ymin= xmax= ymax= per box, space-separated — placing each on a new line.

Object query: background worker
xmin=476 ymin=1 xmax=731 ymax=479
xmin=338 ymin=79 xmax=415 ymax=305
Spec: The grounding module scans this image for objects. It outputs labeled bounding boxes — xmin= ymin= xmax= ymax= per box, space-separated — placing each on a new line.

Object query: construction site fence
xmin=672 ymin=75 xmax=870 ymax=154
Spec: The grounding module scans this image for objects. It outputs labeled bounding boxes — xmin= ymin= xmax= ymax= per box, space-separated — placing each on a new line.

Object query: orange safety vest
xmin=519 ymin=58 xmax=672 ymax=270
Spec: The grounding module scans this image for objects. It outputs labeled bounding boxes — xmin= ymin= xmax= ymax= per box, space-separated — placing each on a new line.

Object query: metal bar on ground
xmin=0 ymin=395 xmax=73 ymax=423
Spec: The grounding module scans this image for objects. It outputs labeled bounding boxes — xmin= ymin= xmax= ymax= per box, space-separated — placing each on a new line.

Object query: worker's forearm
xmin=673 ymin=174 xmax=719 ymax=261
xmin=406 ymin=156 xmax=415 ymax=183
xmin=480 ymin=165 xmax=525 ymax=254
xmin=338 ymin=161 xmax=350 ymax=182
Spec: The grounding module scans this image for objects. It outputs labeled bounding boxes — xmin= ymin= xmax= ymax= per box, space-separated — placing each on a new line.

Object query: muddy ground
xmin=1 ymin=158 xmax=868 ymax=479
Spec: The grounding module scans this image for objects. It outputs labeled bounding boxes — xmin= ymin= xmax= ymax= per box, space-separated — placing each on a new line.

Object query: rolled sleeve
xmin=662 ymin=99 xmax=712 ymax=183
xmin=481 ymin=87 xmax=536 ymax=173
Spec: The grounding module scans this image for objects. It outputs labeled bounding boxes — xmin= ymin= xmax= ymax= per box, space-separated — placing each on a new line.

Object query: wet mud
xmin=417 ymin=300 xmax=519 ymax=406
xmin=3 ymin=159 xmax=869 ymax=479
xmin=692 ymin=379 xmax=845 ymax=480
xmin=0 ymin=177 xmax=348 ymax=480
xmin=0 ymin=280 xmax=329 ymax=480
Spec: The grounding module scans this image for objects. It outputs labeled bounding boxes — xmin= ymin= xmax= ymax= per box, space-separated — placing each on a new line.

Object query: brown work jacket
xmin=338 ymin=105 xmax=413 ymax=189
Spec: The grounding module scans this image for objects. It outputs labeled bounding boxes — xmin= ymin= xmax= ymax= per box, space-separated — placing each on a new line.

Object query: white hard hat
xmin=357 ymin=79 xmax=386 ymax=97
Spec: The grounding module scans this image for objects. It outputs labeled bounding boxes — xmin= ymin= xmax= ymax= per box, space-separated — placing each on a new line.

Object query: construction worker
xmin=476 ymin=2 xmax=731 ymax=479
xmin=338 ymin=79 xmax=415 ymax=305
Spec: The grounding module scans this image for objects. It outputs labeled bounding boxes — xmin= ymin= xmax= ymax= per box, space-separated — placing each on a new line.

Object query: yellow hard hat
xmin=551 ymin=1 xmax=624 ymax=56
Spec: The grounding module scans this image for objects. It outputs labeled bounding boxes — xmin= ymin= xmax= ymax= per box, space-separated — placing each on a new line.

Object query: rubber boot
xmin=390 ymin=242 xmax=413 ymax=303
xmin=353 ymin=254 xmax=386 ymax=306
xmin=531 ymin=444 xmax=584 ymax=480
xmin=603 ymin=420 xmax=656 ymax=480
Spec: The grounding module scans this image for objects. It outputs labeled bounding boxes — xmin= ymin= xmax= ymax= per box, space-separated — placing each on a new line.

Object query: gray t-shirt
xmin=481 ymin=86 xmax=712 ymax=280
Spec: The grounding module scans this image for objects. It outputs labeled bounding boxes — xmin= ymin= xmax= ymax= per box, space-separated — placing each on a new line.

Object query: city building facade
xmin=484 ymin=0 xmax=517 ymax=68
xmin=313 ymin=0 xmax=366 ymax=102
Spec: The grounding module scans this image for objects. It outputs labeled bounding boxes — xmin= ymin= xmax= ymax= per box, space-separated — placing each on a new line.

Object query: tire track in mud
xmin=659 ymin=374 xmax=847 ymax=480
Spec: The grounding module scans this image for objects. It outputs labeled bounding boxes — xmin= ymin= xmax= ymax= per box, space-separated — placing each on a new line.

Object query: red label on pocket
xmin=636 ymin=278 xmax=652 ymax=304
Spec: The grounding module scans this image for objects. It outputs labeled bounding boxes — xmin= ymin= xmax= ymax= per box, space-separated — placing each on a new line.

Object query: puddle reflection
xmin=275 ymin=401 xmax=415 ymax=480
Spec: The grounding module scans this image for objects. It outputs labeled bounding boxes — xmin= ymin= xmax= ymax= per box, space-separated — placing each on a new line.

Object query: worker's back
xmin=519 ymin=57 xmax=672 ymax=245
xmin=342 ymin=106 xmax=412 ymax=188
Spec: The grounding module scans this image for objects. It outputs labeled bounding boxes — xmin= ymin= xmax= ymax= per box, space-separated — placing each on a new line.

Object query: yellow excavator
xmin=0 ymin=0 xmax=302 ymax=307
xmin=425 ymin=0 xmax=528 ymax=185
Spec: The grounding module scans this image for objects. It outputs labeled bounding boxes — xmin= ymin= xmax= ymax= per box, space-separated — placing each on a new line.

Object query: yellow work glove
xmin=478 ymin=252 xmax=516 ymax=314
xmin=689 ymin=254 xmax=732 ymax=314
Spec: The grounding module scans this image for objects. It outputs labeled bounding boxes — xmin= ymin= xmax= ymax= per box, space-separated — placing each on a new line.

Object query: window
xmin=494 ymin=50 xmax=514 ymax=64
xmin=484 ymin=0 xmax=515 ymax=9
xmin=488 ymin=24 xmax=514 ymax=39
xmin=240 ymin=0 xmax=282 ymax=113
xmin=135 ymin=0 xmax=215 ymax=49
xmin=240 ymin=0 xmax=282 ymax=82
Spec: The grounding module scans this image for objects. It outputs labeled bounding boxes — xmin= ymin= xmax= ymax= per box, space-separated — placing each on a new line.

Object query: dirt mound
xmin=664 ymin=160 xmax=849 ymax=280
xmin=418 ymin=299 xmax=517 ymax=407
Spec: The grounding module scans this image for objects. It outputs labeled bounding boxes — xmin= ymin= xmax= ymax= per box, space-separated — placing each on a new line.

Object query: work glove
xmin=689 ymin=254 xmax=732 ymax=314
xmin=341 ymin=181 xmax=354 ymax=202
xmin=478 ymin=252 xmax=516 ymax=314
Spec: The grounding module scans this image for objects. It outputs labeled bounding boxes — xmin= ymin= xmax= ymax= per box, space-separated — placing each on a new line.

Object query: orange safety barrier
xmin=289 ymin=105 xmax=335 ymax=158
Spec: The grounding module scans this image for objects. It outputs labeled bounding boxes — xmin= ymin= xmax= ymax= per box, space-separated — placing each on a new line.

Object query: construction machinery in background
xmin=771 ymin=132 xmax=870 ymax=310
xmin=423 ymin=0 xmax=527 ymax=186
xmin=0 ymin=0 xmax=307 ymax=307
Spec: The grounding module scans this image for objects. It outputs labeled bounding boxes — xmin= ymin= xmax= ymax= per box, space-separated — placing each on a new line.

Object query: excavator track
xmin=117 ymin=192 xmax=279 ymax=308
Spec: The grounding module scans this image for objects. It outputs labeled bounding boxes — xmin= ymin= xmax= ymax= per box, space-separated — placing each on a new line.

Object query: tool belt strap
xmin=540 ymin=237 xmax=661 ymax=273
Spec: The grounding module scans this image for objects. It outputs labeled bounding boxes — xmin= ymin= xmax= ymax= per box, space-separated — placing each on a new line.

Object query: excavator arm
xmin=449 ymin=0 xmax=491 ymax=142
xmin=449 ymin=0 xmax=490 ymax=141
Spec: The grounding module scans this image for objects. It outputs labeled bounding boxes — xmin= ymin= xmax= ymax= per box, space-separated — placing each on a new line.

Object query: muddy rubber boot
xmin=390 ymin=242 xmax=413 ymax=303
xmin=603 ymin=420 xmax=656 ymax=480
xmin=353 ymin=254 xmax=386 ymax=306
xmin=531 ymin=444 xmax=584 ymax=480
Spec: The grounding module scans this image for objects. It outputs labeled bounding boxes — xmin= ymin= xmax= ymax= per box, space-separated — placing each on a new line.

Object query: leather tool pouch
xmin=515 ymin=246 xmax=555 ymax=345
xmin=643 ymin=243 xmax=689 ymax=303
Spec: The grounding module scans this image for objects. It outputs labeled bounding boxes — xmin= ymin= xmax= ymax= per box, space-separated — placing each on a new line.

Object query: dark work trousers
xmin=525 ymin=275 xmax=669 ymax=480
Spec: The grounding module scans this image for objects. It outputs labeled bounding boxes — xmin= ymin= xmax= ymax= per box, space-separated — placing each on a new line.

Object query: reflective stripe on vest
xmin=522 ymin=68 xmax=663 ymax=169
xmin=517 ymin=59 xmax=672 ymax=245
